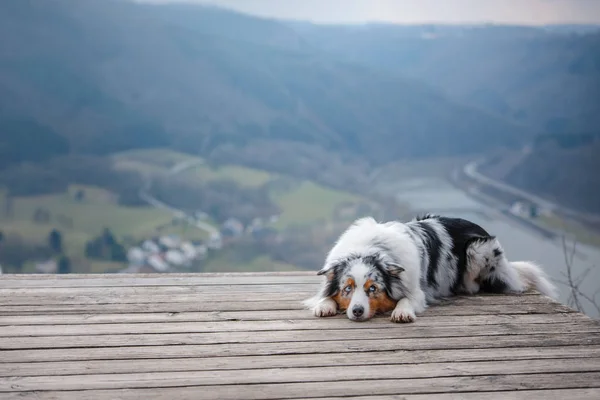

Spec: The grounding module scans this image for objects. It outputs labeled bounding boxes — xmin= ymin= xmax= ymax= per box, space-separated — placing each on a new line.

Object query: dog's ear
xmin=319 ymin=262 xmax=344 ymax=298
xmin=317 ymin=263 xmax=338 ymax=278
xmin=386 ymin=262 xmax=405 ymax=277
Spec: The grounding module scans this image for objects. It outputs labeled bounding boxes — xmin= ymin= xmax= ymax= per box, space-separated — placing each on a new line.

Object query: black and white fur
xmin=304 ymin=215 xmax=558 ymax=322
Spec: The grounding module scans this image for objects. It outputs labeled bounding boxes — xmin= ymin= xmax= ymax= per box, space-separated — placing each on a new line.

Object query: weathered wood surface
xmin=1 ymin=272 xmax=599 ymax=400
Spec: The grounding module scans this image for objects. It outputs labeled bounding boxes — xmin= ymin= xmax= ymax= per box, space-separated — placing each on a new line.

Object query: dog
xmin=303 ymin=214 xmax=558 ymax=322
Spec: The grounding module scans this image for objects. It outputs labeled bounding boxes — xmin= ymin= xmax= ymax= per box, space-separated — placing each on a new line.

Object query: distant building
xmin=35 ymin=259 xmax=57 ymax=274
xmin=147 ymin=254 xmax=170 ymax=272
xmin=222 ymin=218 xmax=244 ymax=238
xmin=141 ymin=240 xmax=160 ymax=254
xmin=207 ymin=232 xmax=223 ymax=250
xmin=165 ymin=250 xmax=186 ymax=266
xmin=510 ymin=201 xmax=545 ymax=219
xmin=195 ymin=244 xmax=208 ymax=259
xmin=127 ymin=247 xmax=145 ymax=265
xmin=180 ymin=241 xmax=198 ymax=260
xmin=159 ymin=235 xmax=180 ymax=249
xmin=246 ymin=218 xmax=264 ymax=234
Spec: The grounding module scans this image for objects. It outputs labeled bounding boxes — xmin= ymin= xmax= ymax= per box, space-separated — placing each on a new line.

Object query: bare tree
xmin=555 ymin=235 xmax=600 ymax=317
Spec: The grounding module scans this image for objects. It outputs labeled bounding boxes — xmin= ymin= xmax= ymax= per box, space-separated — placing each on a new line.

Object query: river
xmin=378 ymin=176 xmax=600 ymax=318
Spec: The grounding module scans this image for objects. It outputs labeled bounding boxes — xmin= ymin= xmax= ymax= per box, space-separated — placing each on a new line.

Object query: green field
xmin=539 ymin=214 xmax=600 ymax=248
xmin=183 ymin=164 xmax=273 ymax=188
xmin=271 ymin=181 xmax=361 ymax=229
xmin=113 ymin=148 xmax=272 ymax=188
xmin=202 ymin=254 xmax=301 ymax=273
xmin=112 ymin=148 xmax=197 ymax=169
xmin=114 ymin=149 xmax=365 ymax=229
xmin=0 ymin=185 xmax=174 ymax=272
xmin=1 ymin=148 xmax=373 ymax=274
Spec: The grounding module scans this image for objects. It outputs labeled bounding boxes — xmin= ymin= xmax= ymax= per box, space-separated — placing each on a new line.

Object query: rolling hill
xmin=289 ymin=22 xmax=600 ymax=214
xmin=0 ymin=0 xmax=530 ymax=168
xmin=291 ymin=23 xmax=600 ymax=136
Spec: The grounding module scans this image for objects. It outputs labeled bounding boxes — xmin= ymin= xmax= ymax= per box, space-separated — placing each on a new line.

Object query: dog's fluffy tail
xmin=511 ymin=261 xmax=558 ymax=299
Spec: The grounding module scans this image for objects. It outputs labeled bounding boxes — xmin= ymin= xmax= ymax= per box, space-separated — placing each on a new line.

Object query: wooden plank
xmin=3 ymin=358 xmax=600 ymax=392
xmin=3 ymin=333 xmax=599 ymax=363
xmin=0 ymin=308 xmax=590 ymax=327
xmin=0 ymin=272 xmax=316 ymax=280
xmin=0 ymin=301 xmax=576 ymax=317
xmin=316 ymin=389 xmax=600 ymax=400
xmin=0 ymin=284 xmax=321 ymax=295
xmin=3 ymin=372 xmax=600 ymax=399
xmin=0 ymin=288 xmax=551 ymax=306
xmin=0 ymin=275 xmax=322 ymax=288
xmin=0 ymin=294 xmax=559 ymax=307
xmin=0 ymin=298 xmax=307 ymax=310
xmin=3 ymin=321 xmax=599 ymax=345
xmin=0 ymin=286 xmax=317 ymax=299
xmin=3 ymin=346 xmax=600 ymax=377
xmin=0 ymin=273 xmax=549 ymax=290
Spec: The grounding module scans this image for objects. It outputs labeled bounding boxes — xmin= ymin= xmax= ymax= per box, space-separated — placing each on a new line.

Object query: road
xmin=138 ymin=159 xmax=219 ymax=236
xmin=464 ymin=160 xmax=600 ymax=224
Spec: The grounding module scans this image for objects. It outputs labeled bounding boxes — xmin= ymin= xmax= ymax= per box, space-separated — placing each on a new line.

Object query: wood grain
xmin=0 ymin=308 xmax=589 ymax=326
xmin=1 ymin=272 xmax=598 ymax=399
xmin=3 ymin=346 xmax=599 ymax=377
xmin=3 ymin=333 xmax=600 ymax=363
xmin=3 ymin=373 xmax=600 ymax=399
xmin=3 ymin=358 xmax=600 ymax=392
xmin=0 ymin=300 xmax=575 ymax=317
xmin=3 ymin=322 xmax=600 ymax=347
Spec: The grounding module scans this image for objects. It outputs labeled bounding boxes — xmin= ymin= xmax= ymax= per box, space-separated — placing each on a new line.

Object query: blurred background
xmin=0 ymin=0 xmax=598 ymax=316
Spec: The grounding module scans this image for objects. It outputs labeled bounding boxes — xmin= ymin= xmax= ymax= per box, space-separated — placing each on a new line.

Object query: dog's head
xmin=318 ymin=253 xmax=405 ymax=321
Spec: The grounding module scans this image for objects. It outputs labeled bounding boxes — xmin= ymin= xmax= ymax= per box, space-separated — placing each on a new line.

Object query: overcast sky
xmin=139 ymin=0 xmax=600 ymax=25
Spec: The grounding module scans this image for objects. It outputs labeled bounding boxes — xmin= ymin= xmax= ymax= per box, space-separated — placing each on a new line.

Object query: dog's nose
xmin=352 ymin=305 xmax=364 ymax=318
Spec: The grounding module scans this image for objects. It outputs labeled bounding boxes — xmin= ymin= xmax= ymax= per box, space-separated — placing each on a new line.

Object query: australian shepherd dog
xmin=304 ymin=214 xmax=557 ymax=322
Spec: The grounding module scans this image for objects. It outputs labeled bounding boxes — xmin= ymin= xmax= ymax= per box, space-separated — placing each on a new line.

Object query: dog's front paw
xmin=390 ymin=299 xmax=416 ymax=323
xmin=390 ymin=308 xmax=416 ymax=323
xmin=313 ymin=298 xmax=337 ymax=317
xmin=463 ymin=279 xmax=480 ymax=295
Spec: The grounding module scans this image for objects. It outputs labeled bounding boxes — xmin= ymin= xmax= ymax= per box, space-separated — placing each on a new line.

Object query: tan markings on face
xmin=364 ymin=279 xmax=397 ymax=316
xmin=332 ymin=277 xmax=354 ymax=311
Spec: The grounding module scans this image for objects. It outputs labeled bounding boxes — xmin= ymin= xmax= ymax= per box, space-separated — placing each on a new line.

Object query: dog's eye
xmin=368 ymin=285 xmax=377 ymax=293
xmin=344 ymin=285 xmax=352 ymax=293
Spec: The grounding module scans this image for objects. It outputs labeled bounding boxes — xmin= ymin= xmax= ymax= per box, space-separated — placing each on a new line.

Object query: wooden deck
xmin=1 ymin=272 xmax=600 ymax=399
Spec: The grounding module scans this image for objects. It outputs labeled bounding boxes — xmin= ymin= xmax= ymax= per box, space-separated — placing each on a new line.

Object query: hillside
xmin=290 ymin=23 xmax=600 ymax=214
xmin=0 ymin=0 xmax=529 ymax=168
xmin=292 ymin=24 xmax=600 ymax=136
xmin=487 ymin=137 xmax=600 ymax=214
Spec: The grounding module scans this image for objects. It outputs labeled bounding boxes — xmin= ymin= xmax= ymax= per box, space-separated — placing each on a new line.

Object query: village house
xmin=35 ymin=259 xmax=57 ymax=274
xmin=121 ymin=234 xmax=211 ymax=273
xmin=221 ymin=218 xmax=244 ymax=238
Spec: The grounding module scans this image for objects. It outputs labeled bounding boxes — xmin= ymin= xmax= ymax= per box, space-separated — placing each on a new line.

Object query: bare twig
xmin=558 ymin=234 xmax=599 ymax=317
